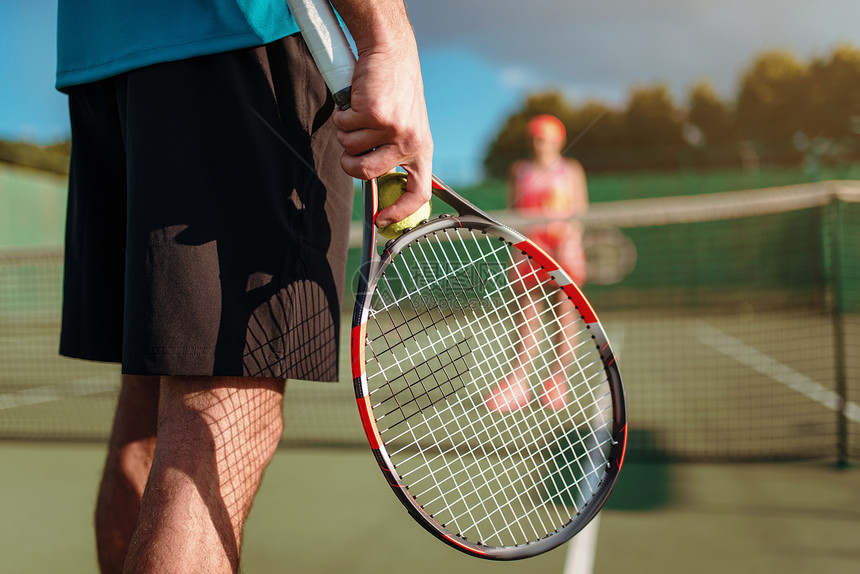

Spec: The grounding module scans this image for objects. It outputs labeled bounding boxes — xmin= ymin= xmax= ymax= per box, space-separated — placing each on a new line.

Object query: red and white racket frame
xmin=350 ymin=176 xmax=628 ymax=560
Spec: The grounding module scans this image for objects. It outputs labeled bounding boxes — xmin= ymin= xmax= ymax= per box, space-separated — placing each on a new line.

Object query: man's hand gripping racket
xmin=286 ymin=0 xmax=627 ymax=560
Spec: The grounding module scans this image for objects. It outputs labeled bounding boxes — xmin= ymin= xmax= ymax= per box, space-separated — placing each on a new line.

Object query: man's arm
xmin=329 ymin=0 xmax=433 ymax=228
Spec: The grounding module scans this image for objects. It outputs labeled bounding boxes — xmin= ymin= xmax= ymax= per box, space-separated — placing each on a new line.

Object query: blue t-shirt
xmin=56 ymin=1 xmax=299 ymax=91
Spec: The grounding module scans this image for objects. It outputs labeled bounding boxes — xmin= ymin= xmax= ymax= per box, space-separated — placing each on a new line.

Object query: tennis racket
xmin=287 ymin=0 xmax=627 ymax=560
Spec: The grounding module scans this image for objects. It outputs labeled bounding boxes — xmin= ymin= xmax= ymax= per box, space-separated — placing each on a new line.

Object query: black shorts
xmin=60 ymin=35 xmax=353 ymax=381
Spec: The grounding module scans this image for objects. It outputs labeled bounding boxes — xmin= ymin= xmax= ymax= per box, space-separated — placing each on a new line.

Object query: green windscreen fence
xmin=1 ymin=181 xmax=858 ymax=462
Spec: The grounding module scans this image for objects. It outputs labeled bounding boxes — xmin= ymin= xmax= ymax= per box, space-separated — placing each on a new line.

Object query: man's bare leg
xmin=123 ymin=376 xmax=285 ymax=574
xmin=484 ymin=292 xmax=542 ymax=412
xmin=96 ymin=374 xmax=160 ymax=574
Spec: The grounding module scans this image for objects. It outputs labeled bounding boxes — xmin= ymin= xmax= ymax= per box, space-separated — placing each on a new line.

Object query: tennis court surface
xmin=1 ymin=443 xmax=858 ymax=574
xmin=2 ymin=175 xmax=859 ymax=572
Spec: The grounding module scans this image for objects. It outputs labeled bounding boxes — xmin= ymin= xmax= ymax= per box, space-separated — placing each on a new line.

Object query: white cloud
xmin=498 ymin=65 xmax=538 ymax=90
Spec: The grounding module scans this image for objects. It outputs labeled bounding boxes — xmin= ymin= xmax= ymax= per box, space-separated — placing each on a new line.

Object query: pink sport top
xmin=511 ymin=161 xmax=578 ymax=216
xmin=510 ymin=161 xmax=583 ymax=249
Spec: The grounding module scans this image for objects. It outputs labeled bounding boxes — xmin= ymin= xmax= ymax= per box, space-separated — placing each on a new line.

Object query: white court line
xmin=0 ymin=378 xmax=117 ymax=410
xmin=696 ymin=321 xmax=860 ymax=424
xmin=559 ymin=322 xmax=623 ymax=574
xmin=563 ymin=514 xmax=601 ymax=574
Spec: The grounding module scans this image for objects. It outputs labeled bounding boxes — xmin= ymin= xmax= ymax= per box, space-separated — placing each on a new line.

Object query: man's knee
xmin=146 ymin=376 xmax=285 ymax=532
xmin=155 ymin=376 xmax=285 ymax=471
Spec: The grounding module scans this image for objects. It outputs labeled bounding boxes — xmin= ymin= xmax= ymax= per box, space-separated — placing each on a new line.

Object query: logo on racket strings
xmin=358 ymin=261 xmax=508 ymax=312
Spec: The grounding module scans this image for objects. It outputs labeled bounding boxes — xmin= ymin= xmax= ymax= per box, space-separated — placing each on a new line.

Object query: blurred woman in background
xmin=484 ymin=114 xmax=589 ymax=413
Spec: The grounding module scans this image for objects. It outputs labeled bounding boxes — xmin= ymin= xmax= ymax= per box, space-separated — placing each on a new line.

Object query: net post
xmin=825 ymin=196 xmax=850 ymax=469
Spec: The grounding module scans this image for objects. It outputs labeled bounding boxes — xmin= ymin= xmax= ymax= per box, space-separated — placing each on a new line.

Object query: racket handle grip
xmin=286 ymin=0 xmax=356 ymax=109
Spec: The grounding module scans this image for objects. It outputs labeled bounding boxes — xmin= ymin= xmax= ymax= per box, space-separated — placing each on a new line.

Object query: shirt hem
xmin=56 ymin=29 xmax=297 ymax=91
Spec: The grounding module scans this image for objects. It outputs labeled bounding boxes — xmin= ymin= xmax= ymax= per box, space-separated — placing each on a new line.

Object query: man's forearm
xmin=329 ymin=0 xmax=416 ymax=54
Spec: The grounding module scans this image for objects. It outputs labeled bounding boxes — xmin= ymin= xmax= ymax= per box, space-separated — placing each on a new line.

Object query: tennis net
xmin=1 ymin=181 xmax=858 ymax=462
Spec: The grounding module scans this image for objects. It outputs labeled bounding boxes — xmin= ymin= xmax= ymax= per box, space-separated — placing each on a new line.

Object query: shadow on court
xmin=604 ymin=429 xmax=674 ymax=511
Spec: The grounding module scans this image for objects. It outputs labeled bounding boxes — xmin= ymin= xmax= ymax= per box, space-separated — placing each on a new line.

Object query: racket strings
xmin=369 ymin=234 xmax=559 ymax=389
xmin=376 ymin=326 xmax=604 ymax=544
xmin=412 ymin=370 xmax=611 ymax=527
xmin=426 ymin=233 xmax=589 ymax=536
xmin=370 ymin=234 xmax=604 ymax=540
xmin=363 ymin=226 xmax=614 ymax=547
xmin=417 ymin=233 xmax=583 ymax=398
xmin=372 ymin=241 xmax=559 ymax=541
xmin=373 ymin=338 xmax=472 ymax=426
xmin=386 ymin=360 xmax=607 ymax=541
xmin=386 ymin=254 xmax=557 ymax=534
xmin=449 ymin=233 xmax=613 ymax=477
xmin=377 ymin=241 xmax=568 ymax=465
xmin=476 ymin=232 xmax=616 ymax=474
xmin=373 ymin=238 xmax=528 ymax=538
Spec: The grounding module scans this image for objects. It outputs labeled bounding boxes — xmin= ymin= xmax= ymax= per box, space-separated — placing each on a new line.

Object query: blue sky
xmin=3 ymin=1 xmax=860 ymax=184
xmin=1 ymin=3 xmax=68 ymax=142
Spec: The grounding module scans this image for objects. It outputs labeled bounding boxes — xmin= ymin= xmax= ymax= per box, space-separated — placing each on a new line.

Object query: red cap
xmin=527 ymin=114 xmax=566 ymax=143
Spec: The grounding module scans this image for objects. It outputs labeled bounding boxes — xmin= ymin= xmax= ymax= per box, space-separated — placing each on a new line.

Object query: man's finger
xmin=339 ymin=145 xmax=404 ymax=181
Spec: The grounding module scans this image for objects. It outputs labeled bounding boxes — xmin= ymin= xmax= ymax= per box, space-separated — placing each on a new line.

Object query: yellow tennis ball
xmin=377 ymin=172 xmax=431 ymax=239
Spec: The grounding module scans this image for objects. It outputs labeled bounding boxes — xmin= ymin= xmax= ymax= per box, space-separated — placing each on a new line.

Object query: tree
xmin=807 ymin=44 xmax=860 ymax=141
xmin=482 ymin=43 xmax=860 ymax=175
xmin=566 ymin=100 xmax=623 ymax=151
xmin=736 ymin=50 xmax=809 ymax=144
xmin=621 ymin=84 xmax=684 ymax=148
xmin=687 ymin=80 xmax=736 ymax=145
xmin=609 ymin=84 xmax=687 ymax=169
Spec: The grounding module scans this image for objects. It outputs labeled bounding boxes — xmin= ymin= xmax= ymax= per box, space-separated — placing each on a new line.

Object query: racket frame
xmin=351 ymin=177 xmax=627 ymax=560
